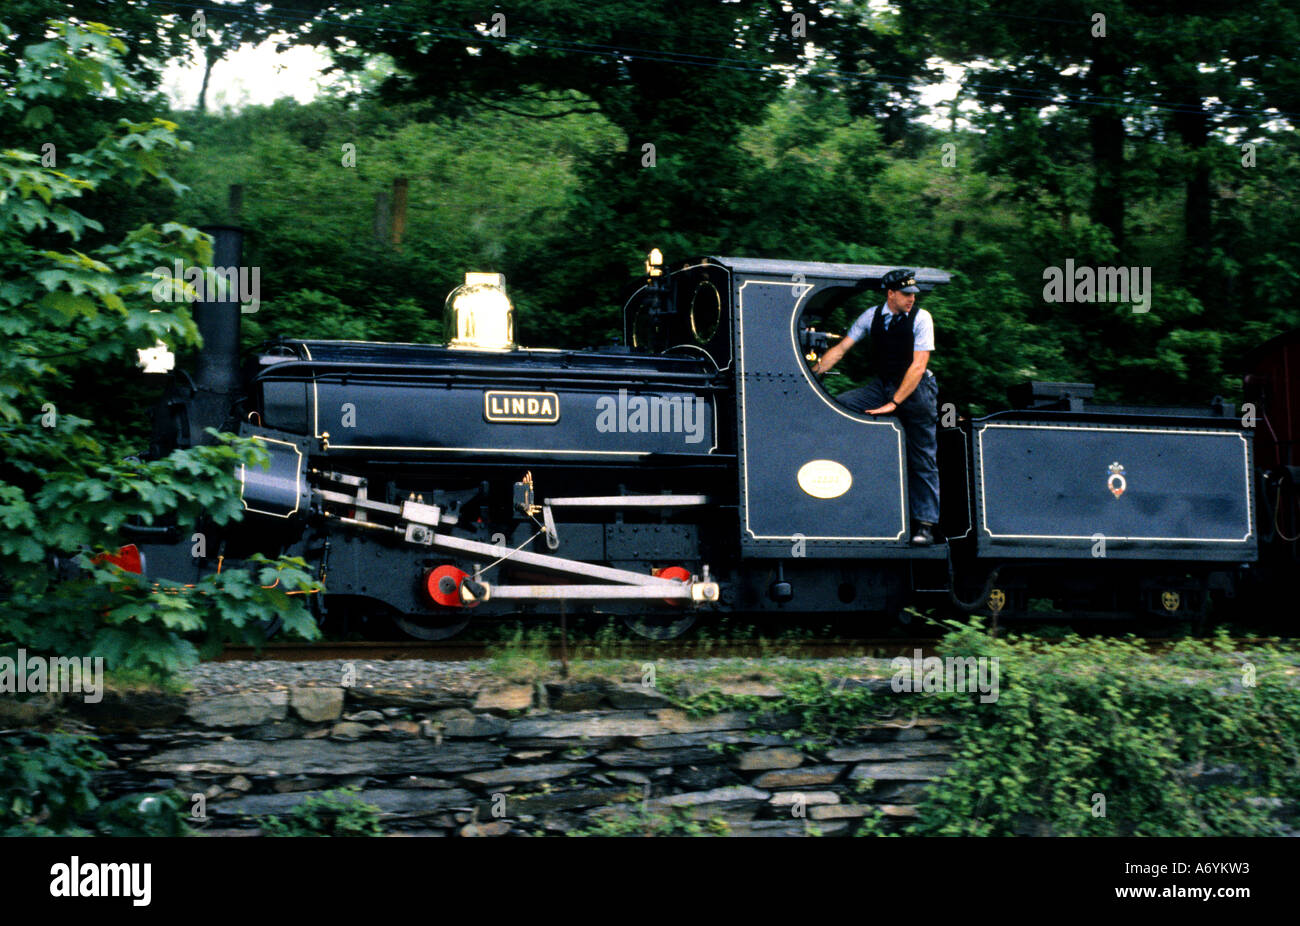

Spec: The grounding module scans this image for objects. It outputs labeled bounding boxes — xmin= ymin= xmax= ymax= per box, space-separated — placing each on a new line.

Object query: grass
xmin=102 ymin=666 xmax=191 ymax=696
xmin=479 ymin=615 xmax=910 ymax=698
xmin=486 ymin=624 xmax=555 ymax=682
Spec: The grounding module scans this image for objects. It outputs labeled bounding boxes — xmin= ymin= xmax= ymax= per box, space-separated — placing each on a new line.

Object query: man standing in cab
xmin=811 ymin=268 xmax=940 ymax=545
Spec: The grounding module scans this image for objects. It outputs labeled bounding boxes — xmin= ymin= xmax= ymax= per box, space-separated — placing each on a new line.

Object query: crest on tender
xmin=1107 ymin=461 xmax=1127 ymax=499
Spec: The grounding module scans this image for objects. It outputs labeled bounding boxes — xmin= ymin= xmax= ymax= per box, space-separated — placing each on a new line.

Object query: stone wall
xmin=68 ymin=675 xmax=955 ymax=836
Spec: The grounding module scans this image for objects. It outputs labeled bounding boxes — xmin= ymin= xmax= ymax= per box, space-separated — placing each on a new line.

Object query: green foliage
xmin=0 ymin=21 xmax=320 ymax=679
xmin=0 ymin=731 xmax=103 ymax=835
xmin=908 ymin=623 xmax=1300 ymax=836
xmin=0 ymin=730 xmax=192 ymax=835
xmin=11 ymin=0 xmax=1292 ymax=440
xmin=168 ymin=96 xmax=622 ymax=354
xmin=259 ymin=787 xmax=385 ymax=837
xmin=102 ymin=665 xmax=190 ymax=696
xmin=487 ymin=623 xmax=555 ymax=682
xmin=764 ymin=674 xmax=884 ymax=749
xmin=92 ymin=789 xmax=189 ymax=837
xmin=569 ymin=804 xmax=727 ymax=837
xmin=665 ymin=671 xmax=887 ymax=751
xmin=34 ymin=4 xmax=1291 ymax=424
xmin=852 ymin=807 xmax=898 ymax=837
xmin=662 ymin=622 xmax=1300 ymax=837
xmin=155 ymin=82 xmax=1298 ymax=418
xmin=664 ymin=680 xmax=763 ymax=719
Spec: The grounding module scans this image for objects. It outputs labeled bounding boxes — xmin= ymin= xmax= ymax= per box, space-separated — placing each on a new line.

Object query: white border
xmin=484 ymin=390 xmax=561 ymax=423
xmin=239 ymin=436 xmax=304 ymax=518
xmin=975 ymin=421 xmax=1254 ymax=542
xmin=739 ymin=279 xmax=908 ymax=542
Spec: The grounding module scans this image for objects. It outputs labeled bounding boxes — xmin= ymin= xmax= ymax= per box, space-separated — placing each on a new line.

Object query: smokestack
xmin=194 ymin=225 xmax=244 ymax=395
xmin=177 ymin=225 xmax=245 ymax=445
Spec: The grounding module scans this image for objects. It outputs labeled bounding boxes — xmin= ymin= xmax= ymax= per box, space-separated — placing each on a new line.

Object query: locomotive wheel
xmin=623 ymin=567 xmax=698 ymax=639
xmin=392 ymin=610 xmax=473 ymax=640
xmin=622 ymin=612 xmax=697 ymax=640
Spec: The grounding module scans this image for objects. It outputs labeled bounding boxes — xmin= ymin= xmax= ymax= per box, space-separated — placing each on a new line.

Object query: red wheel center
xmin=425 ymin=565 xmax=469 ymax=607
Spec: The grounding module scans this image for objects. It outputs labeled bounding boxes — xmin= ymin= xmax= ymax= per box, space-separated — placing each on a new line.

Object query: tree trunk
xmin=1087 ymin=45 xmax=1126 ymax=253
xmin=197 ymin=48 xmax=217 ymax=113
xmin=1173 ymin=99 xmax=1212 ymax=277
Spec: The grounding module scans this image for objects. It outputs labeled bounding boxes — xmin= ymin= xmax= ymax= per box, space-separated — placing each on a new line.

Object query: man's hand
xmin=812 ymin=336 xmax=854 ymax=376
xmin=866 ymin=401 xmax=898 ymax=415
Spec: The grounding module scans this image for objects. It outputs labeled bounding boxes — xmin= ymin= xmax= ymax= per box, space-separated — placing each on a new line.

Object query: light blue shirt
xmin=846 ymin=303 xmax=935 ymax=352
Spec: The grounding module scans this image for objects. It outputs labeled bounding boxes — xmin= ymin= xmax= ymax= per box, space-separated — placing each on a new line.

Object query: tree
xmin=0 ymin=20 xmax=319 ymax=677
xmin=898 ymin=0 xmax=1298 ymax=261
xmin=184 ymin=4 xmax=282 ymax=113
xmin=216 ymin=1 xmax=878 ymax=313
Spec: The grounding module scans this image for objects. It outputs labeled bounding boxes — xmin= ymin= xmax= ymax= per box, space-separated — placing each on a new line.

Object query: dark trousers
xmin=836 ymin=373 xmax=941 ymax=525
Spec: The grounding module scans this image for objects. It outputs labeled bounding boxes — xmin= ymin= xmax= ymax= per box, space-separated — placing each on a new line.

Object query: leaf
xmin=40 ymin=291 xmax=96 ymax=319
xmin=20 ymin=105 xmax=53 ymax=128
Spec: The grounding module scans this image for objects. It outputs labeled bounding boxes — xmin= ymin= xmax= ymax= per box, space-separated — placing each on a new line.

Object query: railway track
xmin=213 ymin=639 xmax=944 ymax=662
xmin=212 ymin=636 xmax=1297 ymax=662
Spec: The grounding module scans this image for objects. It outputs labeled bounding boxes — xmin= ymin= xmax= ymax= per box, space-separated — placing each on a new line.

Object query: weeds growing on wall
xmin=665 ymin=621 xmax=1300 ymax=836
xmin=259 ymin=787 xmax=385 ymax=837
xmin=908 ymin=623 xmax=1300 ymax=836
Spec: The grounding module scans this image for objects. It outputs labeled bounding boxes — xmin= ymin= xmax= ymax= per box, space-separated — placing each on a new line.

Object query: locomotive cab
xmin=625 ymin=258 xmax=954 ymax=557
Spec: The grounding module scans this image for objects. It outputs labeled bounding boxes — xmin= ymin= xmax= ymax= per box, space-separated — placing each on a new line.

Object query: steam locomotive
xmin=122 ymin=228 xmax=1280 ymax=638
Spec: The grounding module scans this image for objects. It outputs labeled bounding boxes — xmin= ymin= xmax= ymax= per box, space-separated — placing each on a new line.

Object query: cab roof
xmin=702 ymin=257 xmax=952 ymax=290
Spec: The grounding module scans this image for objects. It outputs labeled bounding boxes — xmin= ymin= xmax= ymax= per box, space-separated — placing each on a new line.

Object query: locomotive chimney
xmin=178 ymin=225 xmax=246 ymax=445
xmin=195 ymin=225 xmax=244 ymax=395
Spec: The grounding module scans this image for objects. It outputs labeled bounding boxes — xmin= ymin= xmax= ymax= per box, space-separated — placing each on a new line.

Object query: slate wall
xmin=66 ymin=677 xmax=955 ymax=836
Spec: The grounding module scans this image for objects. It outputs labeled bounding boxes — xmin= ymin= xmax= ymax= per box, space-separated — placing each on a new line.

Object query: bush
xmin=0 ymin=732 xmax=103 ymax=835
xmin=908 ymin=623 xmax=1300 ymax=836
xmin=0 ymin=20 xmax=321 ymax=680
xmin=0 ymin=730 xmax=186 ymax=835
xmin=93 ymin=789 xmax=190 ymax=837
xmin=664 ymin=621 xmax=1300 ymax=837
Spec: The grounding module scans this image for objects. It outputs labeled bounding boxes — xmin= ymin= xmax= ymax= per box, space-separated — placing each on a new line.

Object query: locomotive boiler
xmin=125 ymin=228 xmax=1258 ymax=638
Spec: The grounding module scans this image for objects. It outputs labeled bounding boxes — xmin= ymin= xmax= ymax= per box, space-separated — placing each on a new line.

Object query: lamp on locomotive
xmin=443 ymin=272 xmax=515 ymax=351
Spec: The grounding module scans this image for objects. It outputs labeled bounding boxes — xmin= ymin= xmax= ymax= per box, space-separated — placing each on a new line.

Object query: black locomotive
xmin=124 ymin=228 xmax=1266 ymax=638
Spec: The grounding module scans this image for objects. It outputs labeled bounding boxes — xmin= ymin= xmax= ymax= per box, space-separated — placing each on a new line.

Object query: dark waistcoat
xmin=868 ymin=304 xmax=916 ymax=384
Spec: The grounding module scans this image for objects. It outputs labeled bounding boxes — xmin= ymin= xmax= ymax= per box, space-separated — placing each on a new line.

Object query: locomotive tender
xmin=128 ymin=228 xmax=1258 ymax=638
